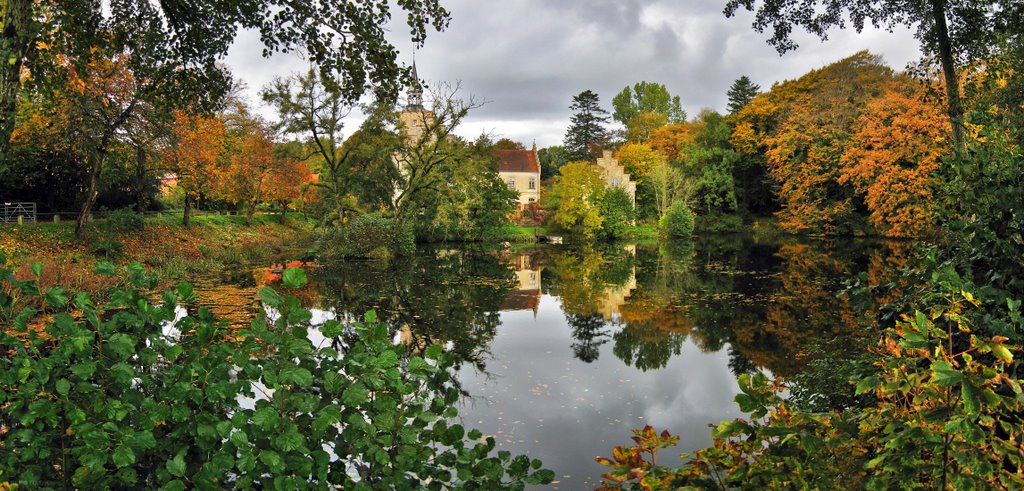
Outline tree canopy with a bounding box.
[563,90,610,161]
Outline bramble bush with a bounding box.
[0,254,553,489]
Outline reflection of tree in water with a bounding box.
[611,322,686,371]
[314,249,518,371]
[565,313,610,363]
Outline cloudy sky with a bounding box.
[224,0,922,148]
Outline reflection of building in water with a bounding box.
[501,252,543,314]
[595,245,637,321]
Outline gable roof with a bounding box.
[496,149,540,174]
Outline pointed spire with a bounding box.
[406,55,424,111]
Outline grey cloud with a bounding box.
[226,0,923,147]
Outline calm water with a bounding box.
[197,233,910,488]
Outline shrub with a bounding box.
[0,259,554,489]
[319,212,415,260]
[600,187,635,240]
[659,201,695,239]
[102,208,145,234]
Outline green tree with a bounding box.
[724,0,1018,151]
[600,186,636,240]
[611,81,686,135]
[261,69,356,223]
[563,90,610,160]
[0,0,450,168]
[552,161,606,238]
[726,75,760,114]
[538,145,570,179]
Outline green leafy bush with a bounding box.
[658,201,695,239]
[102,208,145,234]
[0,258,553,489]
[319,212,415,260]
[600,187,635,240]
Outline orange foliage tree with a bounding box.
[647,123,694,164]
[162,110,226,226]
[216,116,278,224]
[839,80,950,237]
[731,51,895,234]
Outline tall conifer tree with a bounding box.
[563,90,609,160]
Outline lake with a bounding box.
[195,232,909,488]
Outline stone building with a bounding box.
[496,149,541,210]
[596,150,637,205]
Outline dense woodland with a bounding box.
[2,0,1024,489]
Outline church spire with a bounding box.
[406,58,424,111]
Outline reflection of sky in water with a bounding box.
[457,295,744,489]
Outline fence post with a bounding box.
[17,215,23,226]
[53,214,60,223]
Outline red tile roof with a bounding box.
[496,149,540,174]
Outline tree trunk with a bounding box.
[183,194,191,227]
[245,203,256,225]
[0,0,33,165]
[135,144,147,213]
[76,149,106,239]
[929,0,966,153]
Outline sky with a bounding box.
[223,0,923,148]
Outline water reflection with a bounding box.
[186,233,910,488]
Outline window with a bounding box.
[528,176,536,189]
[507,178,515,188]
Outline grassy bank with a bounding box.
[0,213,315,297]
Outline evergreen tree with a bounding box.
[563,90,609,160]
[726,75,760,114]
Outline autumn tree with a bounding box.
[839,80,949,237]
[218,115,279,225]
[733,52,894,234]
[55,53,150,238]
[161,110,226,226]
[551,161,606,239]
[0,0,450,167]
[726,75,760,114]
[563,90,609,160]
[724,0,1018,151]
[648,123,695,165]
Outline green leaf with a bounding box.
[991,343,1013,364]
[30,262,42,277]
[167,451,186,477]
[94,261,117,276]
[282,267,307,289]
[962,381,981,417]
[259,286,284,308]
[55,378,70,396]
[259,450,284,472]
[44,287,68,308]
[321,319,343,338]
[230,430,249,448]
[279,364,313,387]
[113,444,136,468]
[253,406,280,430]
[931,360,963,387]
[342,383,369,406]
